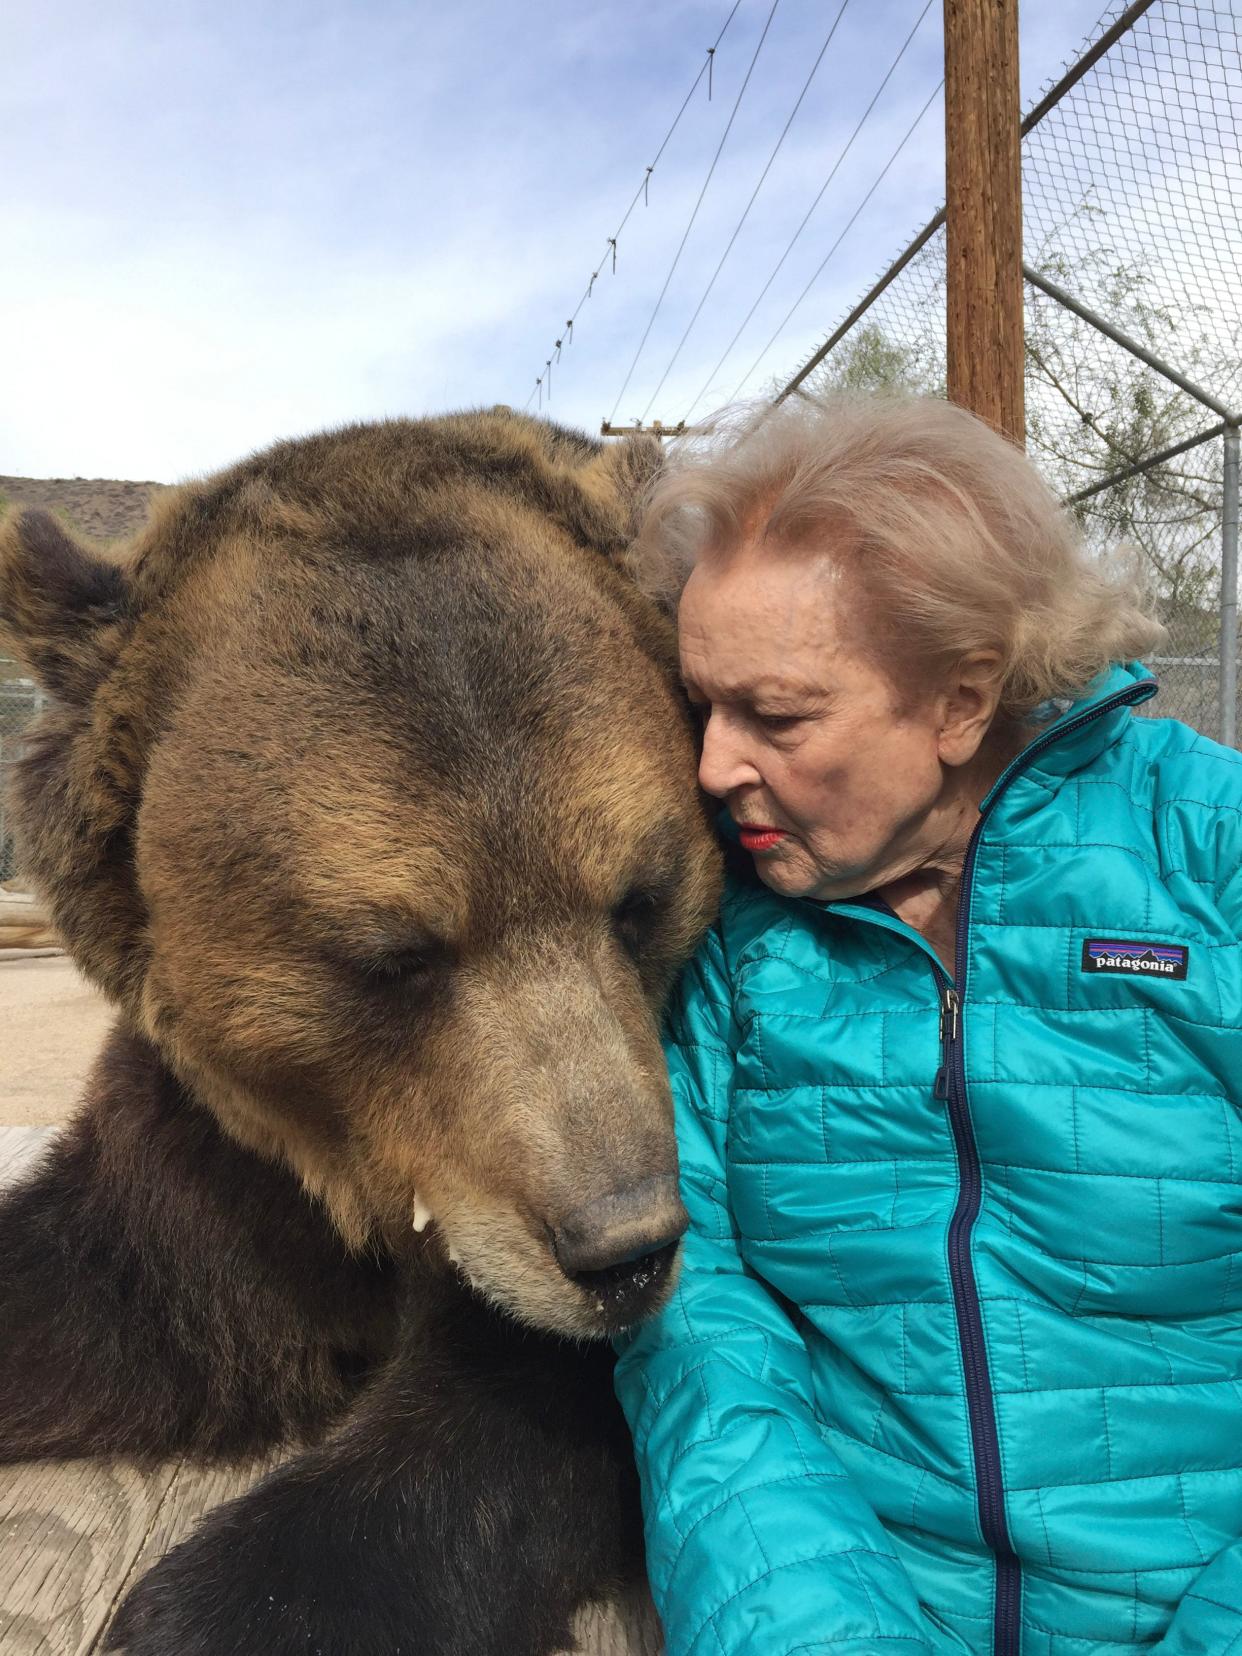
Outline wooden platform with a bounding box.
[0,1127,661,1655]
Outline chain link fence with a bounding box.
[796,0,1241,743]
[0,662,42,882]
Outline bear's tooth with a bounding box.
[412,1194,434,1233]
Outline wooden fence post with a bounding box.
[944,0,1025,444]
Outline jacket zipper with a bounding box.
[929,679,1154,1656]
[936,965,1021,1656]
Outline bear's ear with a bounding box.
[589,434,664,539]
[0,509,132,702]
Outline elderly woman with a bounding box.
[613,396,1242,1656]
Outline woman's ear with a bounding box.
[0,508,132,702]
[937,651,1006,767]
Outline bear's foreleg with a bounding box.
[0,1025,397,1463]
[107,1271,647,1656]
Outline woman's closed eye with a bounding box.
[684,693,815,735]
[753,710,806,734]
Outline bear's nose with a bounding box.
[551,1175,688,1277]
[552,1176,688,1324]
[565,1239,682,1326]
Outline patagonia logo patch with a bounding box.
[1081,939,1189,980]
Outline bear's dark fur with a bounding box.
[0,411,722,1654]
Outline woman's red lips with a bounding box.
[738,825,788,853]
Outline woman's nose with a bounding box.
[698,712,762,797]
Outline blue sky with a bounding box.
[3,0,1111,481]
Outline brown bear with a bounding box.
[0,410,722,1655]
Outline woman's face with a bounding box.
[678,537,977,903]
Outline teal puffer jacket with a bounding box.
[614,663,1242,1656]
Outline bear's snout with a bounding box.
[552,1176,688,1324]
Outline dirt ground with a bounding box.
[0,955,113,1125]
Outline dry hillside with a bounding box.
[0,474,166,546]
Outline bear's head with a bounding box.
[0,412,721,1337]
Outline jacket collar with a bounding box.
[980,660,1158,812]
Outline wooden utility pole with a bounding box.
[944,0,1025,444]
[599,421,692,440]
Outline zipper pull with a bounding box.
[934,986,960,1101]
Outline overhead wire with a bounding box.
[768,0,1161,406]
[727,75,943,401]
[681,0,936,421]
[635,0,852,425]
[521,0,744,413]
[606,0,782,427]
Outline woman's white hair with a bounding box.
[629,393,1164,719]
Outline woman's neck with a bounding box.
[880,866,963,976]
[876,717,1028,976]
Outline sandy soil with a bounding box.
[0,955,114,1125]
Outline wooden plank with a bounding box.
[85,1458,283,1655]
[575,1588,663,1656]
[0,1130,663,1652]
[0,1125,54,1186]
[0,1452,660,1656]
[0,896,52,927]
[0,1458,179,1656]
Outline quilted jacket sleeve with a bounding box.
[1151,1545,1242,1656]
[1151,847,1242,1656]
[613,925,933,1656]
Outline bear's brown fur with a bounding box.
[0,411,721,1654]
